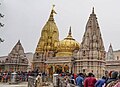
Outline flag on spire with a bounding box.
[52,4,57,14]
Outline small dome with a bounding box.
[56,27,80,57]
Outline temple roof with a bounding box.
[10,40,24,54]
[56,27,80,57]
[35,5,59,53]
[5,40,28,64]
[80,7,105,51]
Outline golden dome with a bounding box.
[56,27,80,57]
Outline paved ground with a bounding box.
[43,82,53,87]
[0,82,53,87]
[0,82,28,87]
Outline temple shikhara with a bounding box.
[0,40,28,72]
[77,8,106,78]
[32,6,106,78]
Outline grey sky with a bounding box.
[0,0,120,56]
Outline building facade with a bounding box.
[0,40,28,72]
[106,44,120,73]
[32,6,106,78]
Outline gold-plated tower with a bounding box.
[35,5,59,53]
[33,6,59,72]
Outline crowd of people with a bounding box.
[0,70,39,83]
[1,70,120,87]
[59,71,120,87]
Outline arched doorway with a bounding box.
[64,65,69,73]
[55,65,62,74]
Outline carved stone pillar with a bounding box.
[53,65,55,73]
[69,63,71,73]
[62,65,64,72]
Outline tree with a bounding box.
[0,2,4,43]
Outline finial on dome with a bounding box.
[110,43,112,47]
[17,40,21,45]
[92,7,94,14]
[48,5,57,21]
[68,26,72,36]
[18,40,20,43]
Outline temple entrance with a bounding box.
[55,65,62,74]
[64,65,69,73]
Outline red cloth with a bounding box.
[74,74,77,79]
[84,77,97,87]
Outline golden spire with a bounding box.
[68,26,72,36]
[48,5,57,21]
[66,26,74,40]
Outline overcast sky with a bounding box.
[0,0,120,56]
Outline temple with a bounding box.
[32,6,106,78]
[0,40,28,72]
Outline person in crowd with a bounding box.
[64,73,71,87]
[104,71,109,82]
[105,71,118,87]
[35,73,42,87]
[0,72,2,82]
[73,73,77,80]
[114,74,120,87]
[84,73,97,87]
[70,74,76,85]
[76,73,84,87]
[95,76,106,87]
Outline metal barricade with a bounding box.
[57,76,76,87]
[28,76,36,87]
[28,75,76,87]
[53,74,59,87]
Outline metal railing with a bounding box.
[28,75,76,87]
